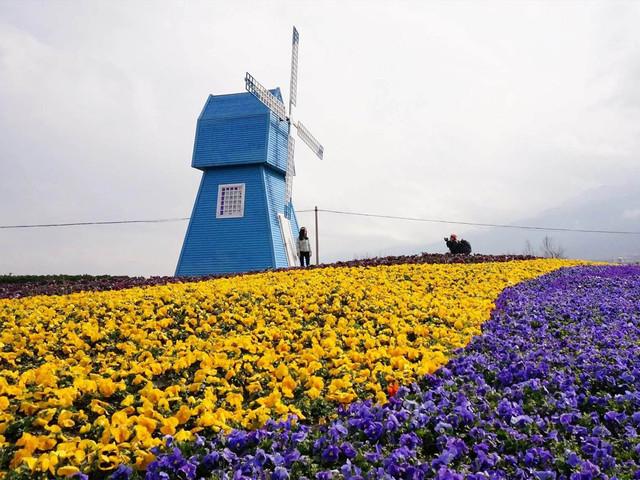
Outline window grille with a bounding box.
[216,184,245,218]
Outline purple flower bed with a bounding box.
[0,254,536,299]
[139,265,640,480]
[0,275,188,300]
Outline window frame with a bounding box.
[216,183,245,219]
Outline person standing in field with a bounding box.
[297,227,312,267]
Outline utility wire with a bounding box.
[296,208,640,235]
[1,210,639,235]
[0,218,190,229]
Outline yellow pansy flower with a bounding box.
[0,258,583,474]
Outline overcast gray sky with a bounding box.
[1,1,639,275]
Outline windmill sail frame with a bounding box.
[244,26,324,213]
[245,72,288,122]
[295,121,324,160]
[289,26,299,113]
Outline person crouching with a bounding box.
[444,233,472,255]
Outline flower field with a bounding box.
[0,258,579,478]
[0,254,535,300]
[147,264,640,480]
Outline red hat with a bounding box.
[450,233,457,240]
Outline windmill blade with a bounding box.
[289,26,299,113]
[287,134,296,176]
[285,172,293,204]
[245,72,287,122]
[295,121,324,160]
[285,135,295,203]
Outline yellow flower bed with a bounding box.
[0,259,579,475]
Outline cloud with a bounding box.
[1,1,640,274]
[622,208,640,220]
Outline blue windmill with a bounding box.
[176,27,324,276]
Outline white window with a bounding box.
[216,183,245,218]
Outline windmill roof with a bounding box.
[200,88,283,120]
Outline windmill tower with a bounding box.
[176,27,324,276]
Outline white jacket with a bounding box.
[296,238,311,255]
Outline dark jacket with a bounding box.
[446,238,472,255]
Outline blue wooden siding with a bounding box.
[199,90,283,120]
[262,167,289,268]
[193,90,288,172]
[263,104,290,267]
[290,208,301,245]
[192,115,268,169]
[176,165,275,275]
[266,112,289,172]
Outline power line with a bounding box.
[0,218,190,229]
[2,209,639,235]
[296,208,640,235]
